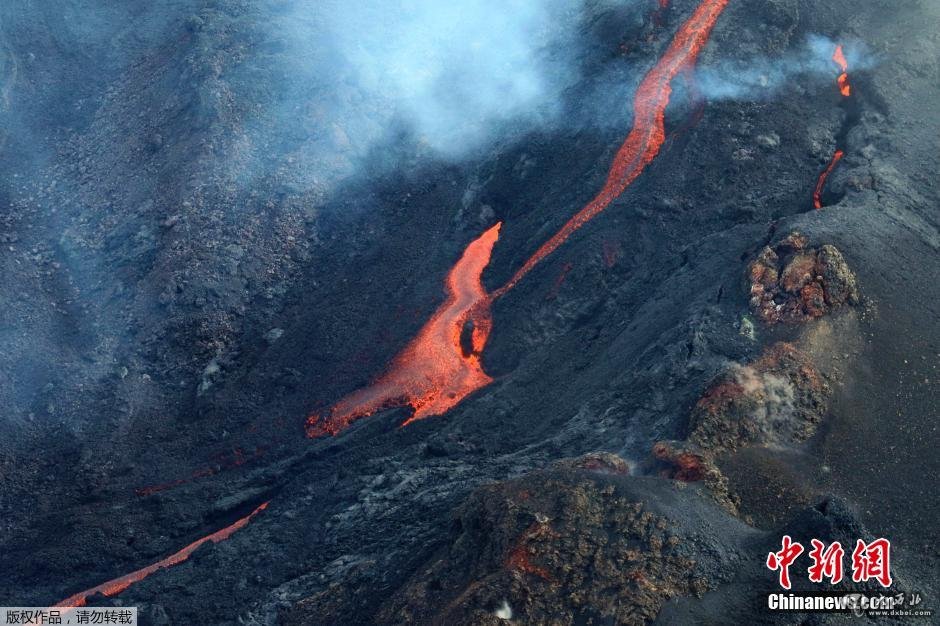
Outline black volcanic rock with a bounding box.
[285,453,751,626]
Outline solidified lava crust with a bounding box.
[747,232,859,325]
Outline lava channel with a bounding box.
[813,149,844,210]
[306,223,501,437]
[54,501,269,607]
[307,0,730,438]
[492,0,729,298]
[813,43,852,209]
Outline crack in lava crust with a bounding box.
[307,0,730,439]
[813,149,844,209]
[306,224,501,437]
[813,43,852,209]
[54,501,270,608]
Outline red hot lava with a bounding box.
[813,43,852,209]
[813,149,844,210]
[55,501,269,607]
[308,0,730,438]
[306,223,501,437]
[832,44,851,97]
[492,0,729,298]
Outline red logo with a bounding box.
[851,538,892,588]
[766,535,804,589]
[766,536,892,589]
[807,539,845,584]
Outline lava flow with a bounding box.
[54,501,269,607]
[813,149,844,209]
[306,223,501,437]
[491,0,729,298]
[813,43,852,209]
[307,0,730,439]
[833,44,851,97]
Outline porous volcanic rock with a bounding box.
[687,342,830,454]
[645,342,831,516]
[747,232,859,325]
[645,440,738,515]
[365,454,726,626]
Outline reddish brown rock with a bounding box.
[645,441,738,515]
[366,457,710,626]
[688,342,830,454]
[555,451,631,475]
[747,233,859,324]
[650,441,709,482]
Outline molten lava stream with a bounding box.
[306,223,501,437]
[813,44,851,209]
[54,501,269,607]
[307,0,730,438]
[492,0,729,298]
[813,149,844,209]
[833,44,851,97]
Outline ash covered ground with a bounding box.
[0,0,938,624]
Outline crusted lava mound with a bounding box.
[285,453,744,626]
[647,341,833,518]
[688,342,830,453]
[285,453,917,626]
[747,233,859,325]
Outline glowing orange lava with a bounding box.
[307,0,730,438]
[832,44,851,97]
[306,223,501,437]
[492,0,729,298]
[813,149,844,209]
[54,501,269,607]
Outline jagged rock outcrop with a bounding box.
[284,453,749,626]
[377,459,708,625]
[747,232,859,325]
[688,342,830,453]
[646,342,830,516]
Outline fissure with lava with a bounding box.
[813,44,852,209]
[54,502,270,607]
[307,0,730,438]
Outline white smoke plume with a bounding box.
[277,0,590,159]
[694,35,874,101]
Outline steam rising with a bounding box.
[694,35,873,100]
[730,363,799,447]
[278,0,583,159]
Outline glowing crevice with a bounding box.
[54,501,270,607]
[813,149,844,210]
[833,44,851,97]
[813,43,851,209]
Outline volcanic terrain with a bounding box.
[0,0,938,624]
